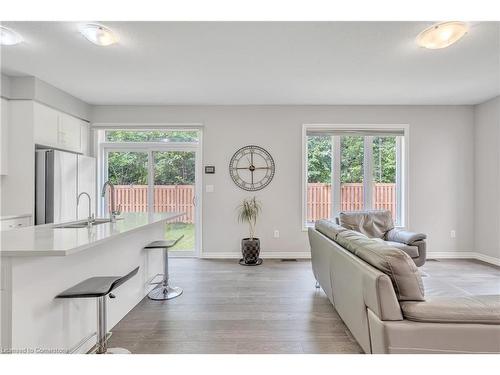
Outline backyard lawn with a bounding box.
[165,222,195,250]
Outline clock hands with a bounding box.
[234,166,271,170]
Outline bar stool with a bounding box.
[56,266,139,354]
[144,235,184,300]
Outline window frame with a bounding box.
[302,123,409,230]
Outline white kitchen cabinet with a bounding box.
[0,98,9,175]
[58,112,82,153]
[33,102,87,153]
[80,122,90,155]
[33,102,59,148]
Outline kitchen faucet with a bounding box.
[77,192,95,227]
[101,181,120,222]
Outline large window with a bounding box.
[303,125,407,228]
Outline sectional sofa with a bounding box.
[308,219,500,354]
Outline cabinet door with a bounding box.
[80,122,90,155]
[0,98,9,175]
[33,103,59,147]
[58,113,82,153]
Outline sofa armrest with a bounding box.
[386,228,426,245]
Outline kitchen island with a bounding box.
[0,212,182,353]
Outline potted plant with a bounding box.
[237,196,263,265]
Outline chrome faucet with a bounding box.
[101,181,120,222]
[77,192,95,227]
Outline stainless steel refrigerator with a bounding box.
[35,149,96,225]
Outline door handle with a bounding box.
[192,196,197,207]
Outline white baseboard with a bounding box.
[473,252,500,266]
[201,251,311,259]
[201,251,498,265]
[427,251,500,266]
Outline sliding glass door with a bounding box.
[153,151,196,252]
[100,129,201,256]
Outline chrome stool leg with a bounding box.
[56,267,139,355]
[89,295,131,354]
[148,247,183,300]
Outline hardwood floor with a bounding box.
[108,259,363,354]
[108,258,500,354]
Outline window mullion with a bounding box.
[332,136,341,217]
[363,136,373,210]
[147,150,154,213]
[396,136,403,226]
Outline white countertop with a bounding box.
[0,212,183,257]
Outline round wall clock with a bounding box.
[229,145,275,191]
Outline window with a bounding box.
[105,129,199,143]
[303,125,407,228]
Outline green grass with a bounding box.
[165,222,195,251]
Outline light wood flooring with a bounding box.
[107,258,500,354]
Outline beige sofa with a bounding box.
[309,220,500,354]
[336,210,427,267]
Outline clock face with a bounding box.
[229,145,275,191]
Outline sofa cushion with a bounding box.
[339,210,394,238]
[400,295,500,324]
[373,238,419,258]
[336,230,425,301]
[315,220,348,241]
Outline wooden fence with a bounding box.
[112,183,396,224]
[307,183,396,221]
[112,185,195,223]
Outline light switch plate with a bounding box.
[206,185,214,193]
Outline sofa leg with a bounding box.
[315,281,320,289]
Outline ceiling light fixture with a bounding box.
[79,23,118,46]
[416,21,469,49]
[0,26,23,46]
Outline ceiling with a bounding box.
[1,21,499,105]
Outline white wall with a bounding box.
[92,105,475,257]
[474,96,500,260]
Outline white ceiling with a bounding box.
[1,21,499,105]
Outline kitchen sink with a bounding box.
[53,218,121,229]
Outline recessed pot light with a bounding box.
[416,21,469,49]
[79,23,118,46]
[0,26,23,46]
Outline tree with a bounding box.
[307,136,332,183]
[106,130,197,185]
[307,135,397,184]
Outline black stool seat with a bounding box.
[56,267,139,299]
[144,235,184,249]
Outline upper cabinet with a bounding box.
[80,121,90,155]
[33,102,89,154]
[33,102,59,148]
[0,98,9,175]
[58,112,82,152]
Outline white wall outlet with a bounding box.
[205,184,214,193]
[273,230,280,238]
[450,230,456,238]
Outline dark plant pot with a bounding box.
[241,238,261,265]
